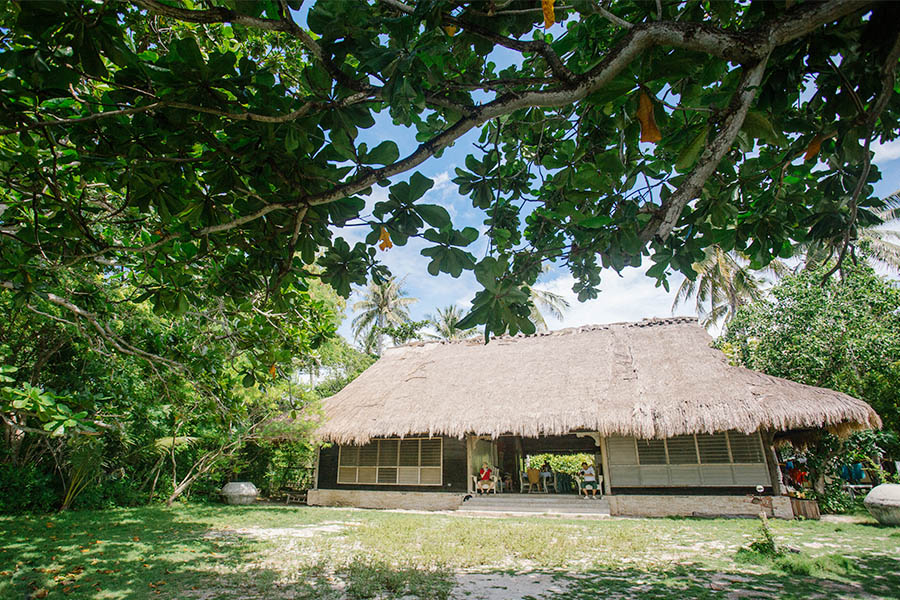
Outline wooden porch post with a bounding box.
[312,446,321,490]
[599,436,612,496]
[465,434,474,494]
[762,429,785,495]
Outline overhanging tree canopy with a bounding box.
[1,0,899,347]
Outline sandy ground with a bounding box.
[450,572,570,600]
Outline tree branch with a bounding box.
[821,27,900,281]
[0,102,164,136]
[378,0,577,84]
[46,0,871,255]
[639,56,770,242]
[133,0,372,94]
[0,281,185,371]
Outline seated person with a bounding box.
[476,462,493,494]
[578,461,599,499]
[539,460,553,491]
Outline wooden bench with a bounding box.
[284,489,307,505]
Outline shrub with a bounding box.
[813,479,859,514]
[0,463,59,513]
[72,475,147,510]
[526,453,595,475]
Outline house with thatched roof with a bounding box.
[308,317,879,518]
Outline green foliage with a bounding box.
[351,278,418,354]
[0,267,338,512]
[719,263,900,433]
[748,515,782,558]
[0,367,93,436]
[1,0,897,343]
[812,478,858,515]
[736,516,859,580]
[0,462,58,513]
[427,305,476,341]
[526,453,594,475]
[721,264,900,512]
[376,320,431,346]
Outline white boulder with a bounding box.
[221,481,258,505]
[864,483,900,526]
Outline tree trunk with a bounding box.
[164,444,237,506]
[814,473,826,495]
[166,474,201,506]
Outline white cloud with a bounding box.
[432,171,452,191]
[873,139,900,164]
[535,266,696,330]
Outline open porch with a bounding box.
[464,429,780,497]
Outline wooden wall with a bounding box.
[606,432,770,489]
[317,435,468,493]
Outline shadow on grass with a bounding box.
[0,506,274,599]
[549,553,900,600]
[2,506,898,600]
[0,506,453,600]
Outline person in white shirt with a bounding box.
[579,462,599,499]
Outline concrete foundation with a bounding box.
[308,490,794,518]
[607,494,794,519]
[308,489,465,511]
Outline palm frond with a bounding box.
[670,244,769,329]
[152,436,198,455]
[859,231,900,272]
[872,188,900,223]
[529,287,570,322]
[349,277,419,353]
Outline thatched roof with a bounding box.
[317,317,880,444]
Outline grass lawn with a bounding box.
[1,504,898,599]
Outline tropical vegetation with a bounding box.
[427,305,475,341]
[2,0,898,351]
[0,0,898,526]
[527,286,571,331]
[351,277,418,354]
[718,262,900,504]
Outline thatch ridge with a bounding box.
[317,317,880,444]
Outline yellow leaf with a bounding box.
[269,363,277,378]
[542,0,555,28]
[637,91,662,144]
[804,134,823,161]
[443,25,457,36]
[378,226,393,251]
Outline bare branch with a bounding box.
[593,2,634,30]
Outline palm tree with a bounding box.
[805,188,900,272]
[671,246,786,329]
[351,277,418,355]
[674,191,900,329]
[426,305,476,341]
[527,286,570,331]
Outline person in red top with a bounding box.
[476,462,493,494]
